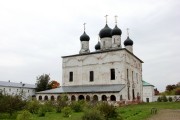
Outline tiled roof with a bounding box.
[142,81,154,87]
[36,84,125,94]
[0,81,36,88]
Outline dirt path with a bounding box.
[147,109,180,120]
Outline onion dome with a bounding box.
[80,32,90,41]
[111,25,122,36]
[95,41,101,50]
[99,24,112,38]
[124,36,133,46]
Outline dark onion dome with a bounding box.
[95,41,101,50]
[124,36,133,46]
[99,24,112,38]
[80,32,90,41]
[111,25,122,36]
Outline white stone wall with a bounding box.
[36,91,125,102]
[100,37,112,50]
[0,86,35,100]
[112,35,121,48]
[62,49,143,101]
[125,46,133,53]
[79,41,90,54]
[143,86,154,102]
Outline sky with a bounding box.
[0,0,180,92]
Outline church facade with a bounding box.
[36,18,143,104]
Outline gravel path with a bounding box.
[147,109,180,120]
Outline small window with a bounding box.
[136,73,138,84]
[110,69,115,80]
[69,72,73,82]
[17,89,18,92]
[90,71,94,82]
[28,90,29,93]
[127,69,129,80]
[9,88,11,92]
[132,71,133,81]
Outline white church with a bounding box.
[36,16,144,104]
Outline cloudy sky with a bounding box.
[0,0,179,91]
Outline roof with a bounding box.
[142,81,154,87]
[36,84,125,94]
[62,48,143,63]
[0,81,36,89]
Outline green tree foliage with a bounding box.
[38,106,47,117]
[97,102,121,120]
[16,110,32,120]
[82,108,104,120]
[157,96,162,102]
[0,94,26,116]
[55,94,68,113]
[26,100,40,114]
[70,101,84,112]
[162,95,168,102]
[61,107,72,118]
[168,97,173,102]
[36,74,50,92]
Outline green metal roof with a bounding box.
[142,80,154,87]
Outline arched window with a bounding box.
[39,96,42,100]
[51,96,55,101]
[71,95,76,101]
[44,95,48,101]
[93,95,98,101]
[110,95,116,101]
[102,95,107,101]
[86,95,90,101]
[78,95,85,100]
[132,89,135,100]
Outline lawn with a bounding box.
[0,102,179,120]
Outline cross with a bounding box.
[83,23,86,31]
[127,28,129,36]
[105,15,108,24]
[115,15,118,24]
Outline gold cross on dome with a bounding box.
[105,15,108,24]
[83,23,86,31]
[115,15,118,24]
[127,28,129,36]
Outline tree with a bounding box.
[36,74,50,92]
[0,94,26,116]
[175,88,180,95]
[48,80,60,89]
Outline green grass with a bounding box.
[0,102,179,120]
[118,102,180,120]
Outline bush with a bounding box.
[162,95,168,102]
[82,109,104,120]
[16,110,32,120]
[70,101,84,112]
[168,97,173,102]
[157,96,162,102]
[0,94,27,116]
[38,106,46,117]
[97,102,121,120]
[55,94,68,113]
[44,101,55,112]
[26,100,40,114]
[61,106,72,118]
